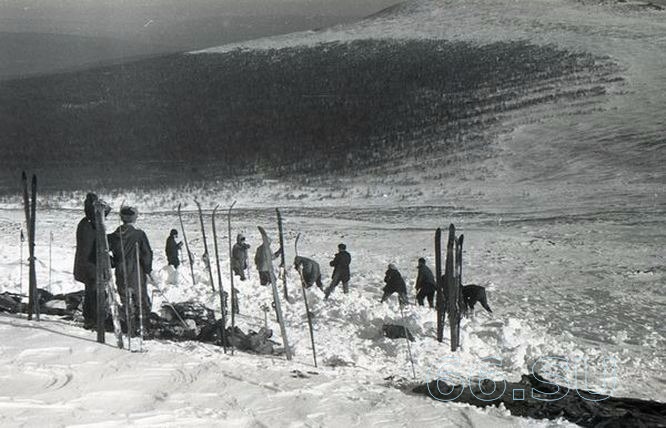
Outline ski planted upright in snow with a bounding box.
[227,200,237,356]
[22,172,39,321]
[211,204,228,354]
[294,233,317,367]
[177,203,197,286]
[455,234,465,319]
[276,208,289,301]
[258,226,292,360]
[195,201,216,293]
[445,224,460,352]
[93,200,124,349]
[435,227,444,342]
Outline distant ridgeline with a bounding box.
[0,39,621,191]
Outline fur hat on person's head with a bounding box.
[120,206,138,224]
[170,229,178,236]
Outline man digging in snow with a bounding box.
[293,256,324,290]
[381,263,409,305]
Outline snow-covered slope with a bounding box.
[0,201,663,425]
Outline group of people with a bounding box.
[73,193,154,332]
[74,194,437,331]
[380,258,438,307]
[232,236,352,301]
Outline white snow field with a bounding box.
[0,202,663,426]
[1,0,665,426]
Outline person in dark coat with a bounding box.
[254,237,281,286]
[293,256,323,290]
[73,192,110,329]
[231,233,251,281]
[165,229,182,269]
[381,263,408,305]
[107,206,153,333]
[415,257,437,308]
[324,243,351,299]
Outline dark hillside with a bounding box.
[0,39,619,191]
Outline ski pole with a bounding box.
[49,231,53,289]
[399,302,416,379]
[135,242,144,352]
[19,229,24,295]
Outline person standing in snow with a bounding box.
[381,263,408,305]
[107,206,154,333]
[254,236,281,286]
[415,257,436,308]
[293,256,324,290]
[165,229,182,269]
[324,243,351,299]
[231,233,251,281]
[73,192,111,329]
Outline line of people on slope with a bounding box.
[75,193,437,331]
[230,236,351,300]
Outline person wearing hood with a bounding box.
[231,233,251,281]
[415,257,437,308]
[254,236,281,286]
[73,192,110,329]
[165,229,182,269]
[293,256,324,290]
[107,206,153,333]
[381,263,409,305]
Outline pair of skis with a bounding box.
[92,201,149,352]
[93,200,124,349]
[21,172,38,321]
[435,224,464,351]
[178,202,239,355]
[194,201,227,353]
